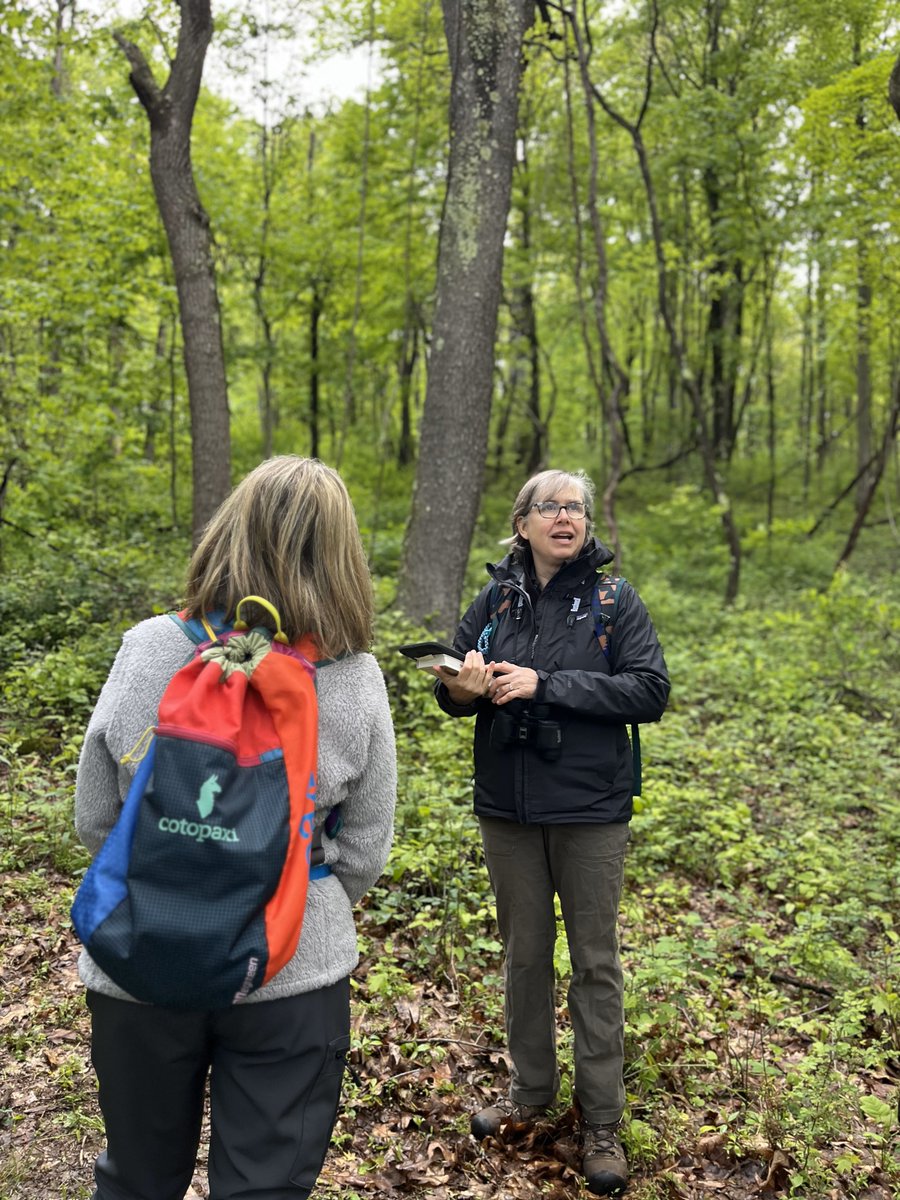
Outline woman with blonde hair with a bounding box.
[75,456,396,1200]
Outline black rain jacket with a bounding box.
[435,538,670,825]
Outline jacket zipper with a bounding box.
[488,572,534,824]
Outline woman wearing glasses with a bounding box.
[433,469,669,1198]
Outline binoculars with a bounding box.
[490,704,562,761]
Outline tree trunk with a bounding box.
[571,0,741,600]
[800,252,814,500]
[254,114,279,462]
[397,312,419,468]
[396,0,432,470]
[336,1,376,465]
[51,0,74,98]
[567,7,630,564]
[309,285,323,461]
[832,56,900,567]
[510,131,545,475]
[812,207,829,471]
[142,320,168,462]
[114,0,230,544]
[167,310,179,530]
[562,48,604,469]
[855,247,873,513]
[834,373,900,573]
[397,0,536,634]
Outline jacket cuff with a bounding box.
[534,671,549,702]
[434,681,479,717]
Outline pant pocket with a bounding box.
[289,1033,350,1189]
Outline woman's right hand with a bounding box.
[434,649,494,704]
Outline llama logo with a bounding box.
[197,774,222,819]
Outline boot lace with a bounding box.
[584,1123,621,1156]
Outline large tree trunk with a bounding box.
[115,0,230,544]
[397,0,535,634]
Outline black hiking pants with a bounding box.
[87,977,350,1200]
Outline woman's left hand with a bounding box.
[489,662,539,706]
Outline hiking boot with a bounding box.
[470,1097,547,1139]
[582,1122,628,1196]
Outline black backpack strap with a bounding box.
[590,572,624,661]
[591,574,642,796]
[476,583,514,655]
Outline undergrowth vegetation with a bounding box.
[1,483,899,1198]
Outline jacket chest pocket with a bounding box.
[533,611,611,675]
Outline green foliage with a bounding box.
[1,1,900,1193]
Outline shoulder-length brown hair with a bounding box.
[184,456,374,658]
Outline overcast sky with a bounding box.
[80,0,377,120]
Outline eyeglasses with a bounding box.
[530,500,587,519]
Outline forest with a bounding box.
[1,0,899,1197]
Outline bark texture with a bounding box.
[398,0,536,633]
[115,0,230,543]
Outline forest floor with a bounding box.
[3,575,899,1199]
[1,856,897,1200]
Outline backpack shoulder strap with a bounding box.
[168,611,210,645]
[590,574,642,796]
[476,583,515,655]
[590,572,625,663]
[168,610,234,646]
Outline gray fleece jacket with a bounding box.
[74,615,397,1004]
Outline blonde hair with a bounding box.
[184,456,374,658]
[507,469,595,557]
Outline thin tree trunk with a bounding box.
[142,320,168,462]
[834,375,900,572]
[800,253,814,500]
[854,42,873,513]
[562,44,605,472]
[567,7,631,562]
[765,307,776,537]
[168,309,179,530]
[336,0,376,465]
[569,0,741,601]
[309,286,322,461]
[515,135,545,475]
[813,214,829,472]
[855,244,873,513]
[52,0,74,97]
[114,1,230,543]
[253,97,280,461]
[396,0,434,469]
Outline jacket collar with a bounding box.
[487,536,615,593]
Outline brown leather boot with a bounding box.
[470,1097,547,1139]
[582,1121,628,1195]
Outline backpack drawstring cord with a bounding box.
[121,726,154,766]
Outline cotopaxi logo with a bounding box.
[158,817,240,844]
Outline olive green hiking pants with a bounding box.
[478,817,630,1126]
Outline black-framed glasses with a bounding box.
[531,500,587,519]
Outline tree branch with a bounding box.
[112,30,163,118]
[806,450,881,538]
[619,441,699,481]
